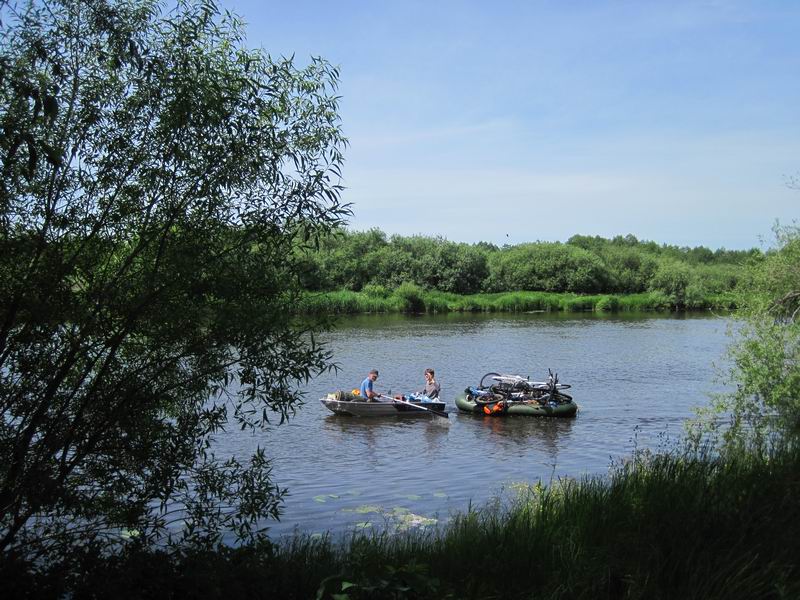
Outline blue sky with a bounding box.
[222,0,800,250]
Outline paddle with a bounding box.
[390,395,449,419]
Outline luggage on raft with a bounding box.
[455,370,578,417]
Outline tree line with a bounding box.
[295,229,761,307]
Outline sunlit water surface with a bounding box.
[215,312,734,538]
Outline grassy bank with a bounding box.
[297,286,738,315]
[12,444,798,599]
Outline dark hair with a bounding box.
[425,368,434,377]
[370,369,379,376]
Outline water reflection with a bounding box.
[457,414,575,467]
[322,414,449,457]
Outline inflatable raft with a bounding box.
[456,371,578,417]
[454,393,577,417]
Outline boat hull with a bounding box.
[454,393,577,417]
[321,395,447,417]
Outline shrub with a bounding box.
[595,295,620,312]
[393,282,426,313]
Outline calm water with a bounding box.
[217,312,734,538]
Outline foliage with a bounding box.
[0,0,348,562]
[316,562,448,600]
[692,225,800,450]
[648,259,692,308]
[7,443,799,599]
[298,289,735,315]
[596,244,658,293]
[393,282,426,313]
[297,229,756,302]
[297,229,388,291]
[485,242,610,293]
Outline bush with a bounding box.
[649,260,693,307]
[393,282,426,313]
[487,243,610,293]
[595,295,620,312]
[361,284,391,298]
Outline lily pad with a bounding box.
[404,494,422,501]
[343,504,382,514]
[433,492,448,498]
[393,512,437,532]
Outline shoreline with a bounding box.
[297,288,738,315]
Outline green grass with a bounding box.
[298,289,737,315]
[18,444,799,599]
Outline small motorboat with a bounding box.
[455,370,578,417]
[320,391,447,417]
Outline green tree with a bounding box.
[0,0,348,559]
[486,242,609,293]
[692,225,800,450]
[386,235,489,294]
[326,229,388,290]
[649,259,692,308]
[597,245,658,293]
[370,242,414,288]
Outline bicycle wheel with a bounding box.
[480,372,501,388]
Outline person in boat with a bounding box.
[418,368,441,399]
[359,369,383,402]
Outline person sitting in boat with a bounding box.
[418,368,441,399]
[360,369,383,402]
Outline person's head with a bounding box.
[424,368,434,381]
[369,369,379,381]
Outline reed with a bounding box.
[298,289,736,315]
[41,444,799,599]
[298,291,397,314]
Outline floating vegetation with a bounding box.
[404,494,422,501]
[343,504,437,532]
[313,493,340,503]
[344,504,382,515]
[433,491,448,498]
[393,511,437,531]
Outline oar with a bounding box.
[391,395,449,419]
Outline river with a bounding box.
[216,312,734,539]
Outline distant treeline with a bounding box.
[295,229,760,310]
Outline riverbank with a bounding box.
[297,286,737,314]
[12,443,797,599]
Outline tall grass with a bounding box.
[26,444,799,599]
[298,289,736,315]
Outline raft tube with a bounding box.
[454,393,578,417]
